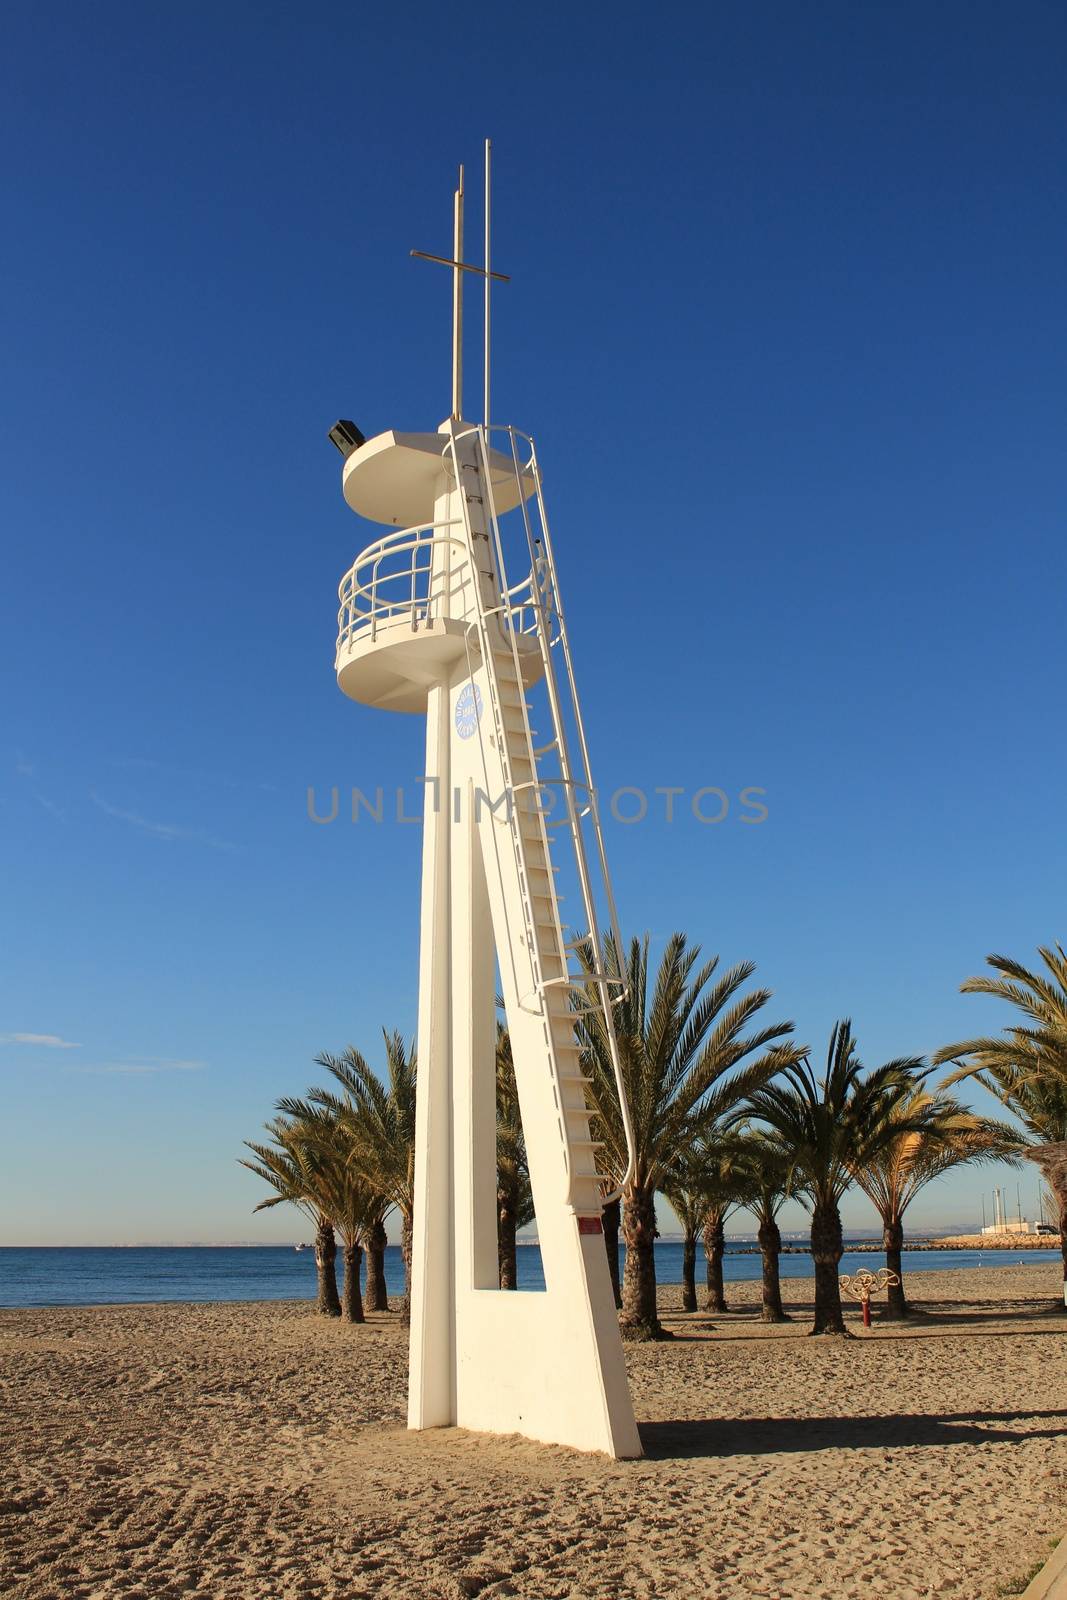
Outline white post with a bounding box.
[452,167,464,421]
[408,685,455,1428]
[483,138,491,428]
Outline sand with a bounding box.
[2,1264,1065,1600]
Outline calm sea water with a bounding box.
[0,1243,1057,1309]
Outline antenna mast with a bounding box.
[452,166,464,420]
[411,142,509,423]
[484,138,491,426]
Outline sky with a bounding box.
[1,2,1064,1246]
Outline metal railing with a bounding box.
[335,521,465,659]
[335,520,554,662]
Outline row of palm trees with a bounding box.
[241,1028,529,1322]
[656,1033,1023,1333]
[241,935,1067,1336]
[571,933,1052,1337]
[242,1033,418,1322]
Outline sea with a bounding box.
[0,1242,1058,1309]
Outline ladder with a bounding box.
[443,424,637,1214]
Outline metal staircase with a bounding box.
[443,424,637,1215]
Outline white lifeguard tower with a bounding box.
[330,145,641,1458]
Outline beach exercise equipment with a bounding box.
[839,1266,901,1327]
[327,143,641,1457]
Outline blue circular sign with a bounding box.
[455,683,483,740]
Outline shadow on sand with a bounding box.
[659,1298,1066,1341]
[640,1407,1067,1460]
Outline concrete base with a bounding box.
[1020,1536,1067,1600]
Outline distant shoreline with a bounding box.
[0,1234,1059,1252]
[2,1243,1059,1311]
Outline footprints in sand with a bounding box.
[1,1274,1063,1599]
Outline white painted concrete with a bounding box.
[336,419,641,1458]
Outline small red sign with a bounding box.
[577,1216,603,1236]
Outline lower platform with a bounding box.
[336,616,544,712]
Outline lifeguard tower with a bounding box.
[330,145,641,1457]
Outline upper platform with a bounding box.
[342,421,539,526]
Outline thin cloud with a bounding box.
[137,1056,207,1070]
[1,1032,81,1049]
[90,791,234,851]
[13,751,66,819]
[70,1057,207,1076]
[113,756,278,794]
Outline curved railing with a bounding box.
[335,517,559,661]
[336,522,460,658]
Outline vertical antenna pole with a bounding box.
[483,139,492,428]
[452,166,464,420]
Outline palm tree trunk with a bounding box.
[498,1189,518,1289]
[883,1216,908,1319]
[400,1208,413,1326]
[602,1196,622,1308]
[620,1183,663,1339]
[681,1228,697,1312]
[341,1241,365,1323]
[314,1219,342,1318]
[703,1210,728,1312]
[365,1218,389,1312]
[758,1213,787,1322]
[1054,1180,1067,1311]
[810,1200,848,1335]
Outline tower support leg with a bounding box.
[408,685,455,1428]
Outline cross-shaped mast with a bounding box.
[412,139,508,424]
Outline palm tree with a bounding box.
[363,1206,390,1313]
[496,1024,535,1289]
[851,1085,1024,1318]
[575,931,800,1340]
[697,1141,753,1314]
[937,945,1067,1086]
[1030,1140,1067,1261]
[662,1138,716,1313]
[240,1117,345,1317]
[662,1137,752,1315]
[312,1031,418,1320]
[935,945,1067,1305]
[734,1132,792,1323]
[253,1113,377,1321]
[744,1022,928,1335]
[268,1106,382,1323]
[601,1194,623,1309]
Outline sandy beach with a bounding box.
[2,1263,1064,1600]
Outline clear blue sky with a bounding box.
[2,3,1063,1245]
